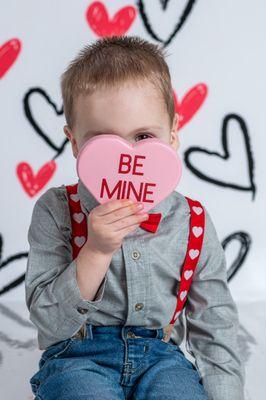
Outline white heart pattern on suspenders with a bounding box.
[162,196,205,342]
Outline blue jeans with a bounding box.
[30,324,208,399]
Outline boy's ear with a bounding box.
[63,125,79,159]
[170,113,180,151]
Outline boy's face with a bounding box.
[64,79,179,159]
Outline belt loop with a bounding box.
[156,328,164,340]
[86,323,93,340]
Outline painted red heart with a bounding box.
[0,38,21,79]
[174,83,208,129]
[86,1,137,37]
[16,160,56,197]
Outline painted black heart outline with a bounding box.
[23,87,68,159]
[223,231,251,282]
[0,235,28,296]
[136,0,198,47]
[184,113,256,200]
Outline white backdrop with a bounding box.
[0,1,265,399]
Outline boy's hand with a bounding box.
[85,199,149,256]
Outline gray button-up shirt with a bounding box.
[25,179,245,400]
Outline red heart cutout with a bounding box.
[174,83,208,129]
[16,160,56,197]
[0,39,21,79]
[86,1,137,37]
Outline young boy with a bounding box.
[25,35,245,399]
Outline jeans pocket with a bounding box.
[29,338,74,395]
[39,338,73,368]
[154,337,181,352]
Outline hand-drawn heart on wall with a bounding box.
[173,84,208,129]
[184,113,256,199]
[0,38,21,79]
[16,87,68,197]
[136,0,199,47]
[86,1,137,37]
[16,161,57,198]
[23,87,67,155]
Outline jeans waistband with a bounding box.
[82,324,165,341]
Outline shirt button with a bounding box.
[77,306,88,314]
[131,250,140,260]
[135,303,144,311]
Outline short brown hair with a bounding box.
[60,35,175,131]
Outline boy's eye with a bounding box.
[135,133,153,141]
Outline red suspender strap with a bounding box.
[65,183,87,260]
[162,197,205,343]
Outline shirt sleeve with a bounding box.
[184,206,246,400]
[25,189,107,350]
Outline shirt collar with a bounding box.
[77,178,174,219]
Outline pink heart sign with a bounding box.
[76,134,182,213]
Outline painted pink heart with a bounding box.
[16,160,56,197]
[173,83,208,129]
[86,1,137,37]
[77,134,182,213]
[0,38,21,79]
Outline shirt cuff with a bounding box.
[202,374,245,400]
[53,259,107,322]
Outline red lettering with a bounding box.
[100,178,122,199]
[118,153,132,174]
[143,183,156,203]
[133,155,145,176]
[118,153,145,176]
[100,178,155,204]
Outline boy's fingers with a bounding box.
[94,198,134,216]
[113,213,148,232]
[105,203,145,225]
